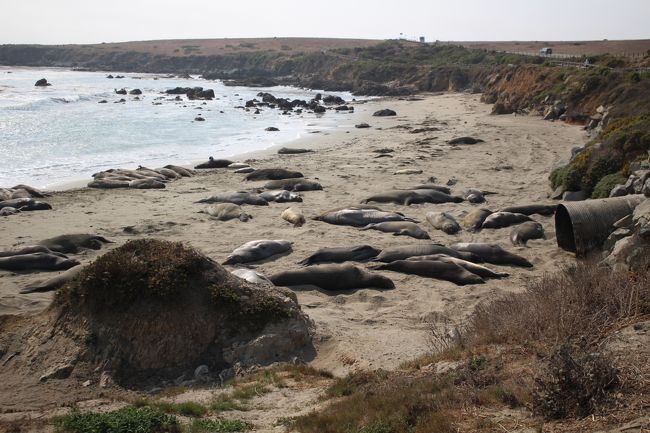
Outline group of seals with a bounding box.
[0,184,49,201]
[89,165,194,189]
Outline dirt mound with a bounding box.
[0,239,312,392]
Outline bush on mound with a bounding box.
[2,239,312,387]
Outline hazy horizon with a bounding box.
[1,0,649,45]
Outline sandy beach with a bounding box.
[0,92,586,374]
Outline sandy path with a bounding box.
[0,93,586,376]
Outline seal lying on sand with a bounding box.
[20,265,83,293]
[407,254,509,279]
[481,212,532,229]
[201,203,252,222]
[194,157,233,169]
[0,198,52,211]
[0,253,80,272]
[270,264,395,291]
[463,188,486,204]
[164,165,195,177]
[0,207,20,216]
[263,178,322,191]
[259,190,303,203]
[0,245,67,258]
[223,240,293,265]
[510,221,546,246]
[361,189,463,206]
[245,168,304,181]
[314,208,417,227]
[38,234,113,254]
[448,137,484,145]
[375,243,480,263]
[231,269,273,285]
[501,204,557,216]
[408,184,451,194]
[360,221,430,239]
[298,245,381,266]
[461,209,493,232]
[196,192,268,206]
[426,212,460,234]
[373,260,484,285]
[281,207,306,227]
[450,242,533,267]
[277,147,313,155]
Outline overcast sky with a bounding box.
[2,0,649,44]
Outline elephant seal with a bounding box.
[245,168,304,181]
[129,179,166,189]
[153,167,181,179]
[0,198,52,211]
[39,234,113,254]
[259,190,303,203]
[298,245,381,266]
[375,244,481,263]
[223,239,293,265]
[464,188,485,204]
[270,264,395,291]
[461,209,493,232]
[231,269,273,286]
[481,212,532,229]
[426,212,460,235]
[510,221,546,246]
[0,245,67,258]
[0,253,80,272]
[360,221,430,239]
[235,167,255,174]
[20,265,83,293]
[314,208,417,227]
[202,203,252,222]
[447,137,484,145]
[194,157,233,169]
[281,207,306,227]
[501,204,557,216]
[408,184,451,194]
[164,164,195,177]
[450,243,533,267]
[394,169,423,175]
[361,190,463,206]
[228,163,251,169]
[0,207,20,216]
[196,192,268,206]
[407,254,509,279]
[263,178,322,191]
[88,179,130,189]
[373,260,484,285]
[277,147,313,154]
[11,185,50,198]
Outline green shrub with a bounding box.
[53,406,179,433]
[190,418,252,433]
[591,173,627,198]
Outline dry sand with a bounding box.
[0,92,586,379]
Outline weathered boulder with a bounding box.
[115,88,127,95]
[129,89,142,95]
[322,95,345,105]
[34,78,51,87]
[373,109,397,117]
[562,190,588,201]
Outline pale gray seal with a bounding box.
[245,168,304,181]
[361,189,463,206]
[20,265,83,293]
[277,147,313,154]
[501,204,557,216]
[270,264,395,291]
[196,192,268,206]
[373,260,484,285]
[314,208,417,227]
[0,207,20,216]
[463,188,485,204]
[223,239,293,265]
[510,221,546,246]
[360,221,430,239]
[407,254,509,279]
[263,178,322,191]
[375,244,481,263]
[281,207,306,227]
[0,253,80,272]
[298,245,381,266]
[38,234,113,254]
[194,157,233,169]
[231,269,273,286]
[202,203,252,222]
[481,212,532,229]
[129,179,166,189]
[426,212,460,234]
[461,209,493,232]
[450,242,533,267]
[164,164,195,177]
[259,190,303,203]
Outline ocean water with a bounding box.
[0,67,357,189]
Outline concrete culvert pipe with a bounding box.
[555,195,645,256]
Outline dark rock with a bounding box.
[355,123,371,129]
[98,100,108,104]
[322,95,345,105]
[334,105,353,111]
[373,109,397,117]
[491,102,513,115]
[114,99,126,103]
[106,75,114,79]
[609,185,628,197]
[562,190,588,201]
[34,78,51,87]
[115,88,127,95]
[129,89,142,95]
[313,106,326,114]
[195,116,205,122]
[314,93,322,101]
[448,137,484,145]
[265,127,279,132]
